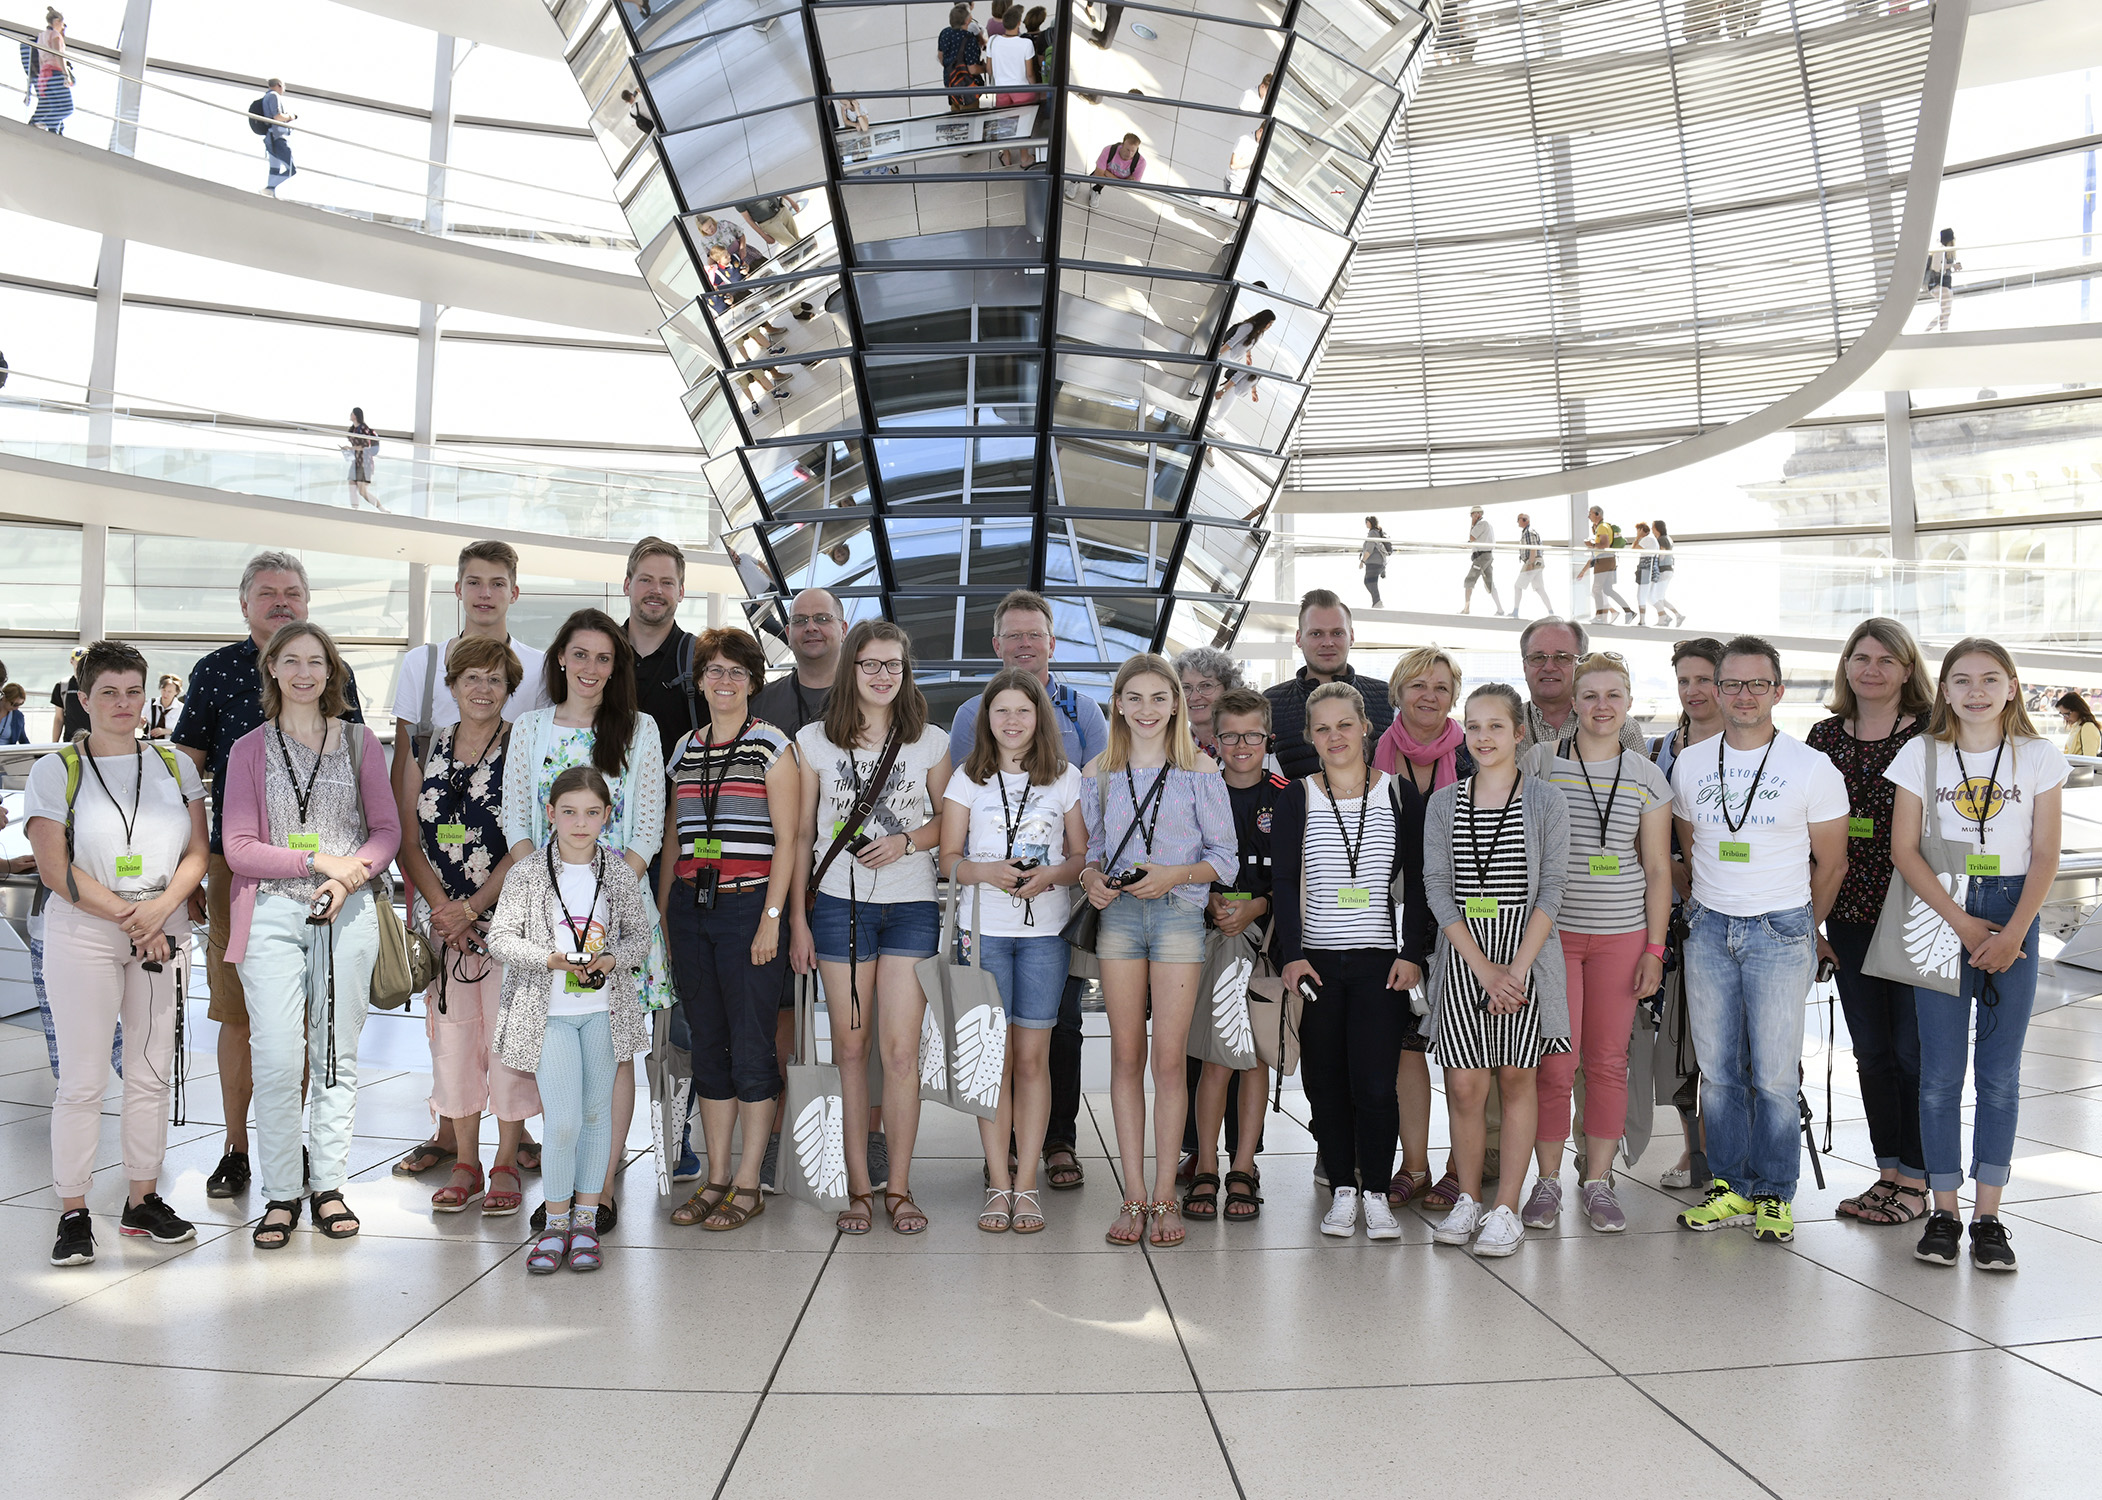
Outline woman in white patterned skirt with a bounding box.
[1420,683,1571,1259]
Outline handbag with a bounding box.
[805,730,904,913]
[345,724,434,1009]
[1245,974,1303,1076]
[1863,739,1971,996]
[913,885,1009,1120]
[1059,765,1167,955]
[1188,924,1261,1070]
[645,1005,692,1197]
[779,971,851,1210]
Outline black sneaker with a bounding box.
[206,1150,250,1199]
[50,1208,95,1266]
[1969,1215,2018,1272]
[759,1132,780,1195]
[120,1194,196,1244]
[866,1131,889,1189]
[596,1198,618,1236]
[530,1199,546,1235]
[1915,1209,1962,1266]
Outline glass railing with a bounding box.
[5,33,635,262]
[1267,534,2102,651]
[1908,233,2102,333]
[0,369,714,545]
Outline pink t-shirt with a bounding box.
[1093,144,1146,181]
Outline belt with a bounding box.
[677,871,769,894]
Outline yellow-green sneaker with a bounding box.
[1676,1179,1755,1231]
[1751,1196,1794,1243]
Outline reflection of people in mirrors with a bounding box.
[986,9,1039,167]
[939,5,986,112]
[1089,1,1125,50]
[1239,72,1271,114]
[738,195,805,252]
[1226,123,1263,194]
[1439,0,1478,62]
[827,543,853,567]
[1085,133,1146,199]
[620,87,654,136]
[1203,311,1272,463]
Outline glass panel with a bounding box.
[1058,180,1240,276]
[1216,285,1327,379]
[635,10,814,131]
[1045,591,1164,661]
[1292,0,1430,85]
[1186,444,1282,523]
[1162,597,1249,655]
[706,268,851,367]
[1913,398,2101,524]
[662,103,828,216]
[706,450,764,532]
[1274,37,1403,163]
[637,0,799,56]
[888,519,969,588]
[1173,521,1267,596]
[732,354,864,443]
[1044,516,1181,589]
[639,219,704,311]
[853,268,1048,345]
[683,373,742,457]
[750,437,875,516]
[967,516,1036,586]
[763,514,884,592]
[688,205,840,285]
[838,178,1051,260]
[892,593,962,663]
[1052,437,1197,511]
[624,161,682,252]
[1052,352,1207,436]
[1066,11,1286,113]
[1252,117,1375,235]
[873,435,968,503]
[660,299,725,383]
[1056,268,1233,356]
[1205,363,1307,453]
[865,354,1041,428]
[1233,201,1351,311]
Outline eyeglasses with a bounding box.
[701,664,750,684]
[1215,731,1268,747]
[996,630,1049,646]
[789,612,838,629]
[1524,652,1579,668]
[856,659,906,677]
[1717,678,1777,696]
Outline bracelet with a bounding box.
[1644,942,1667,959]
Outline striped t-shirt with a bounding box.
[669,720,792,887]
[1300,772,1405,951]
[1545,747,1673,934]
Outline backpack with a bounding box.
[1608,523,1625,548]
[249,94,273,135]
[59,742,184,861]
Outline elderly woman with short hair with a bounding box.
[1174,647,1242,760]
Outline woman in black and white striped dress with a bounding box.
[1420,683,1572,1259]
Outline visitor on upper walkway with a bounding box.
[1360,517,1390,608]
[1509,511,1553,618]
[1461,506,1501,616]
[257,79,297,196]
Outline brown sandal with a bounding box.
[1856,1182,1928,1226]
[670,1183,732,1227]
[885,1190,928,1235]
[1043,1145,1085,1191]
[1148,1200,1185,1248]
[1105,1199,1146,1245]
[836,1191,874,1235]
[701,1186,764,1232]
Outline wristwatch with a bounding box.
[764,905,782,920]
[304,851,317,877]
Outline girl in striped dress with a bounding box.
[1422,683,1571,1258]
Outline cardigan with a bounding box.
[485,845,653,1071]
[499,706,665,862]
[220,721,401,965]
[1262,665,1395,781]
[1271,772,1435,972]
[1419,771,1573,1047]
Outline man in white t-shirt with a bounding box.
[1461,506,1501,614]
[1670,635,1849,1245]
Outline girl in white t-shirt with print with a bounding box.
[1886,637,2066,1273]
[939,670,1087,1234]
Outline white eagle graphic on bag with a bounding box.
[919,1003,947,1092]
[952,1002,1008,1108]
[1213,954,1255,1058]
[793,1094,847,1199]
[1904,871,1969,983]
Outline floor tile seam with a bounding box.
[2003,1348,2102,1397]
[1201,1372,1635,1394]
[340,1374,779,1395]
[0,1220,238,1341]
[710,1227,842,1500]
[0,1346,338,1382]
[1464,1253,1784,1499]
[1774,1237,2022,1353]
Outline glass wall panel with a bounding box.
[663,105,827,213]
[840,179,1049,260]
[1056,268,1231,356]
[854,269,1046,344]
[1059,181,1239,276]
[1051,437,1195,511]
[1914,397,2102,524]
[1052,351,1205,436]
[0,524,82,634]
[637,11,814,129]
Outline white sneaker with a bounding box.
[1432,1193,1482,1245]
[1320,1186,1360,1238]
[1364,1191,1403,1241]
[1472,1204,1525,1257]
[1660,1165,1695,1189]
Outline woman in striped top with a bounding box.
[1534,655,1673,1235]
[661,629,799,1232]
[1078,655,1238,1248]
[1422,683,1571,1259]
[1272,682,1435,1241]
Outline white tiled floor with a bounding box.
[9,975,2102,1498]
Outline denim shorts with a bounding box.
[810,892,939,964]
[1094,894,1208,964]
[960,933,1073,1030]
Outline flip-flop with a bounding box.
[392,1140,453,1177]
[1043,1145,1085,1191]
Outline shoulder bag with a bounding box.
[1058,765,1167,956]
[805,729,903,913]
[345,723,435,1009]
[1863,740,1971,996]
[914,885,1008,1120]
[779,971,851,1210]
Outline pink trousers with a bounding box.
[426,963,540,1124]
[46,900,181,1198]
[1537,927,1645,1146]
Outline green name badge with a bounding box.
[113,854,144,879]
[287,832,320,852]
[831,819,859,840]
[1222,891,1252,902]
[1336,886,1371,910]
[1848,817,1874,840]
[436,823,467,847]
[1589,854,1621,876]
[1719,841,1750,864]
[1465,895,1500,920]
[693,837,724,861]
[563,970,596,994]
[1966,853,2002,877]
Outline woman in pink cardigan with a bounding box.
[222,622,400,1248]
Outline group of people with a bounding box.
[1358,508,1683,626]
[30,546,2066,1278]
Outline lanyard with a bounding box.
[698,718,754,840]
[1574,746,1627,850]
[995,769,1026,858]
[445,722,504,825]
[273,719,327,826]
[1123,765,1170,859]
[1717,733,1777,836]
[82,740,145,851]
[1318,769,1372,885]
[547,844,606,954]
[1465,770,1523,890]
[1951,738,2007,848]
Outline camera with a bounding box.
[129,942,163,974]
[1295,977,1320,1006]
[845,828,877,857]
[565,952,607,990]
[1011,858,1041,874]
[1106,867,1145,889]
[691,865,720,910]
[306,889,335,924]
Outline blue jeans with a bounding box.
[1094,894,1208,963]
[960,933,1071,1030]
[1683,899,1815,1200]
[1917,875,2039,1191]
[265,128,295,190]
[809,892,939,963]
[537,1010,617,1204]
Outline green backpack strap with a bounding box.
[60,741,183,842]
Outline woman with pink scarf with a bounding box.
[1371,647,1473,1207]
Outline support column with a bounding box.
[1884,390,1917,562]
[407,35,457,653]
[79,525,108,645]
[111,0,151,157]
[85,238,125,469]
[1568,490,1589,620]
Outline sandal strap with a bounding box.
[488,1164,522,1184]
[1012,1189,1042,1211]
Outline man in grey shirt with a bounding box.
[1517,617,1647,756]
[1462,505,1502,615]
